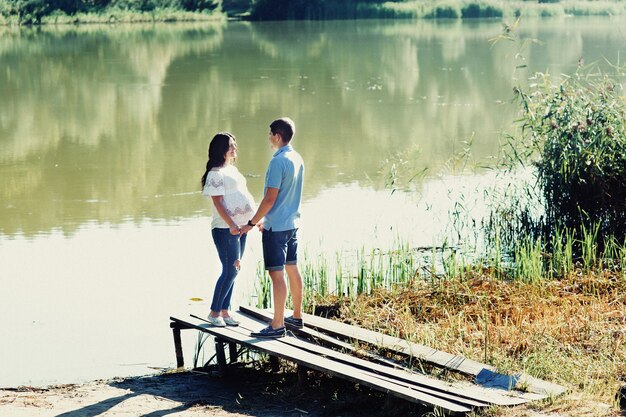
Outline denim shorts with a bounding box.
[262,228,298,271]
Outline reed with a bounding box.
[271,226,623,311]
[550,228,574,279]
[254,262,272,309]
[193,331,210,368]
[513,236,544,284]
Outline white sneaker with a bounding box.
[207,315,226,327]
[223,316,240,327]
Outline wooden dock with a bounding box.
[170,306,565,415]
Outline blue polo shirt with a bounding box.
[263,144,305,232]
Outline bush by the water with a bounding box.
[514,71,626,244]
[249,0,392,20]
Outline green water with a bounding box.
[1,17,624,387]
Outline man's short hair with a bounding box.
[270,117,296,143]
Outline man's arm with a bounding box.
[240,187,278,234]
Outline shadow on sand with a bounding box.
[52,364,432,417]
[53,365,289,417]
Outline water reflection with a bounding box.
[2,18,625,237]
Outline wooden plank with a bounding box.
[233,307,411,370]
[233,313,528,407]
[239,306,564,397]
[232,315,489,407]
[240,306,490,376]
[172,315,471,414]
[227,319,487,410]
[195,314,492,407]
[170,316,243,347]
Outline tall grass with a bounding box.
[254,262,272,309]
[257,228,624,313]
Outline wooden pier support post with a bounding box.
[228,342,238,364]
[215,338,227,375]
[270,355,280,372]
[297,364,308,389]
[172,326,184,368]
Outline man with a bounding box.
[241,117,305,338]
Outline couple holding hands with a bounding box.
[200,117,304,338]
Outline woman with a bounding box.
[201,132,256,327]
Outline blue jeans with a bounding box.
[211,228,247,312]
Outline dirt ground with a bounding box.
[0,364,447,417]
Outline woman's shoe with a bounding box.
[222,316,240,327]
[207,315,226,327]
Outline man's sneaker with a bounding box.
[207,315,226,327]
[251,325,286,338]
[284,315,303,329]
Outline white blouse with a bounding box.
[203,165,257,229]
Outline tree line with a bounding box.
[2,0,623,24]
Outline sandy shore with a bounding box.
[0,365,432,417]
[0,370,255,417]
[0,365,598,417]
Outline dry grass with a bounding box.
[319,271,626,416]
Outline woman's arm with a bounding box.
[211,195,240,235]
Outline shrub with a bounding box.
[424,3,460,18]
[13,0,52,23]
[515,72,626,243]
[461,2,503,18]
[179,0,219,11]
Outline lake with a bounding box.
[1,16,624,387]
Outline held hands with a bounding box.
[239,219,263,236]
[239,224,253,235]
[229,224,241,235]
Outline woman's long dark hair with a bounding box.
[201,132,235,188]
